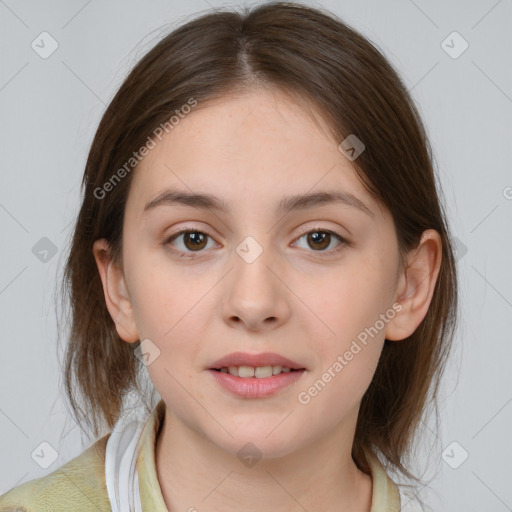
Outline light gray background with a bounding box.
[1,0,511,510]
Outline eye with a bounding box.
[293,226,348,254]
[164,225,350,258]
[164,228,216,258]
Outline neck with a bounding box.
[154,407,373,512]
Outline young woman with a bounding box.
[0,2,458,511]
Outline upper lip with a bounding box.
[209,351,305,370]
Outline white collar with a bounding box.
[105,407,151,512]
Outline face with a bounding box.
[100,87,406,459]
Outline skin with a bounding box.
[93,86,442,512]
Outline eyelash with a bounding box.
[164,225,351,259]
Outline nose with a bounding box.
[221,237,291,332]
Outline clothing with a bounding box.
[0,399,424,511]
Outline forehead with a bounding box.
[127,88,380,220]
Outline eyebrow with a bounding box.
[143,188,374,218]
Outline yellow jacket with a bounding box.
[0,399,411,511]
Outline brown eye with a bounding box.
[181,232,208,251]
[166,229,214,256]
[294,227,348,254]
[306,231,331,251]
[165,226,349,259]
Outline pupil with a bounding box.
[309,232,329,250]
[186,232,206,250]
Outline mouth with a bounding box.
[207,366,306,398]
[210,366,305,378]
[208,351,306,376]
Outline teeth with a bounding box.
[221,365,295,378]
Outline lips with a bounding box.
[209,351,306,370]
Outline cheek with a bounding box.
[124,246,199,336]
[125,249,217,372]
[303,258,392,389]
[311,262,393,341]
[301,290,387,417]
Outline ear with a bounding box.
[92,238,139,343]
[385,229,442,341]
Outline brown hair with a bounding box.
[58,0,458,490]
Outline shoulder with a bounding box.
[0,434,111,512]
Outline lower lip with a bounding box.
[207,369,306,398]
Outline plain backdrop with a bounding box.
[1,0,511,510]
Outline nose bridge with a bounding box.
[235,233,268,266]
[222,230,285,319]
[229,205,279,264]
[217,212,295,331]
[230,231,277,291]
[225,204,290,283]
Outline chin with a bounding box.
[207,426,301,461]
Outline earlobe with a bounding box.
[385,229,442,342]
[92,238,139,343]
